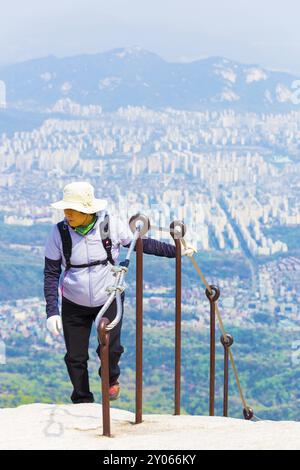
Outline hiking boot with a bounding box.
[73,398,94,404]
[109,383,120,401]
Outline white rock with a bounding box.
[1,403,300,450]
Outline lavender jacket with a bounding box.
[44,210,176,318]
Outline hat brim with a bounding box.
[51,198,107,214]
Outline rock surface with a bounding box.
[0,403,300,450]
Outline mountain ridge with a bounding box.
[0,46,298,113]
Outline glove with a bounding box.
[180,240,197,257]
[46,315,62,336]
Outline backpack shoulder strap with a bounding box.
[100,212,115,266]
[57,220,72,270]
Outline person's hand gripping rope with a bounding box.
[180,239,197,257]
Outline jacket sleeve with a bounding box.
[123,237,176,258]
[44,257,62,318]
[44,225,63,318]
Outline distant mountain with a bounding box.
[0,46,299,113]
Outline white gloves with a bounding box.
[47,315,63,336]
[180,240,197,257]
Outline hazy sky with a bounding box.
[1,0,300,74]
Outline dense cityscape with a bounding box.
[0,103,300,348]
[2,0,300,431]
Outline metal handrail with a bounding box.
[184,232,254,420]
[221,333,234,417]
[205,285,220,416]
[96,213,150,435]
[97,213,254,438]
[170,220,186,415]
[95,219,145,332]
[98,317,110,437]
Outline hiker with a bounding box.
[44,181,197,404]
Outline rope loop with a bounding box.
[205,284,220,302]
[220,333,234,348]
[243,407,254,420]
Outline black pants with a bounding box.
[61,291,125,404]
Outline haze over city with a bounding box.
[1,0,300,433]
[1,0,300,75]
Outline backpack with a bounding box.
[57,212,115,271]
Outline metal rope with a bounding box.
[95,223,143,332]
[181,239,251,414]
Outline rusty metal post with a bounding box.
[174,238,181,416]
[128,213,150,426]
[205,285,220,416]
[220,333,234,417]
[170,220,186,416]
[135,235,143,424]
[98,317,111,437]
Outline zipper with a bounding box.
[84,235,92,305]
[60,269,69,297]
